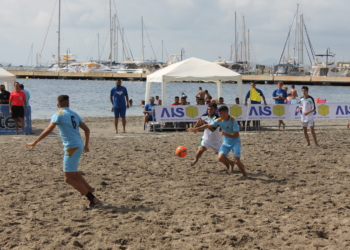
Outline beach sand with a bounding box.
[0,116,349,249]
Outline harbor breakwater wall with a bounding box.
[8,70,350,85]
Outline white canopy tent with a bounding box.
[145,57,243,105]
[0,68,16,91]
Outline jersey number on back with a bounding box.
[71,116,77,129]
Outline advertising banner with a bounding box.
[155,103,350,122]
[0,105,31,135]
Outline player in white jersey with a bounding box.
[296,86,319,146]
[188,103,234,172]
[25,95,101,208]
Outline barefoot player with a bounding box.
[25,95,100,208]
[296,86,319,146]
[190,106,247,177]
[187,103,234,172]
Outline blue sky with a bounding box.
[1,0,349,66]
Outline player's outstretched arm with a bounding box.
[79,122,90,153]
[24,123,57,149]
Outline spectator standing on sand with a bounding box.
[272,82,288,130]
[290,85,298,104]
[0,84,10,104]
[244,82,267,130]
[110,79,129,133]
[20,84,30,106]
[196,87,206,99]
[9,82,27,135]
[155,96,162,105]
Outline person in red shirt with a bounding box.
[171,96,180,105]
[9,82,27,135]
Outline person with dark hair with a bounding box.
[24,95,101,208]
[198,98,205,105]
[110,79,129,133]
[290,84,298,103]
[205,90,212,99]
[196,87,205,99]
[9,82,27,135]
[205,96,212,105]
[189,105,248,177]
[272,82,287,130]
[155,96,162,105]
[195,96,200,105]
[143,96,157,129]
[180,96,188,105]
[19,84,30,106]
[244,82,267,130]
[296,86,319,146]
[171,96,180,105]
[0,84,10,104]
[218,97,225,104]
[188,103,233,170]
[140,100,145,107]
[129,99,133,107]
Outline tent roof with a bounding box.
[147,57,241,83]
[0,68,16,83]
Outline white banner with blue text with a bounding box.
[154,103,350,122]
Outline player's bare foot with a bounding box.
[305,143,311,147]
[191,160,198,166]
[228,160,235,174]
[315,142,319,146]
[115,130,118,134]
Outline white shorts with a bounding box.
[199,138,221,152]
[302,120,314,127]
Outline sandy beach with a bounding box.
[0,116,349,249]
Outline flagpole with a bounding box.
[245,103,250,132]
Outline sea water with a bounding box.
[16,79,350,119]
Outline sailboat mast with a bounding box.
[234,12,237,62]
[243,15,247,62]
[114,14,117,63]
[248,29,250,68]
[98,33,100,63]
[300,14,303,65]
[58,0,61,67]
[141,17,144,61]
[109,0,112,67]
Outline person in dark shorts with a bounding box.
[0,84,10,104]
[110,79,129,133]
[9,82,27,135]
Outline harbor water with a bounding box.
[15,79,350,119]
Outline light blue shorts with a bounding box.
[219,141,241,158]
[63,147,83,172]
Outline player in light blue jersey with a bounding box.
[25,95,101,208]
[190,106,248,177]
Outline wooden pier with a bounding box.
[8,70,350,85]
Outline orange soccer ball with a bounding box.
[175,146,187,158]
